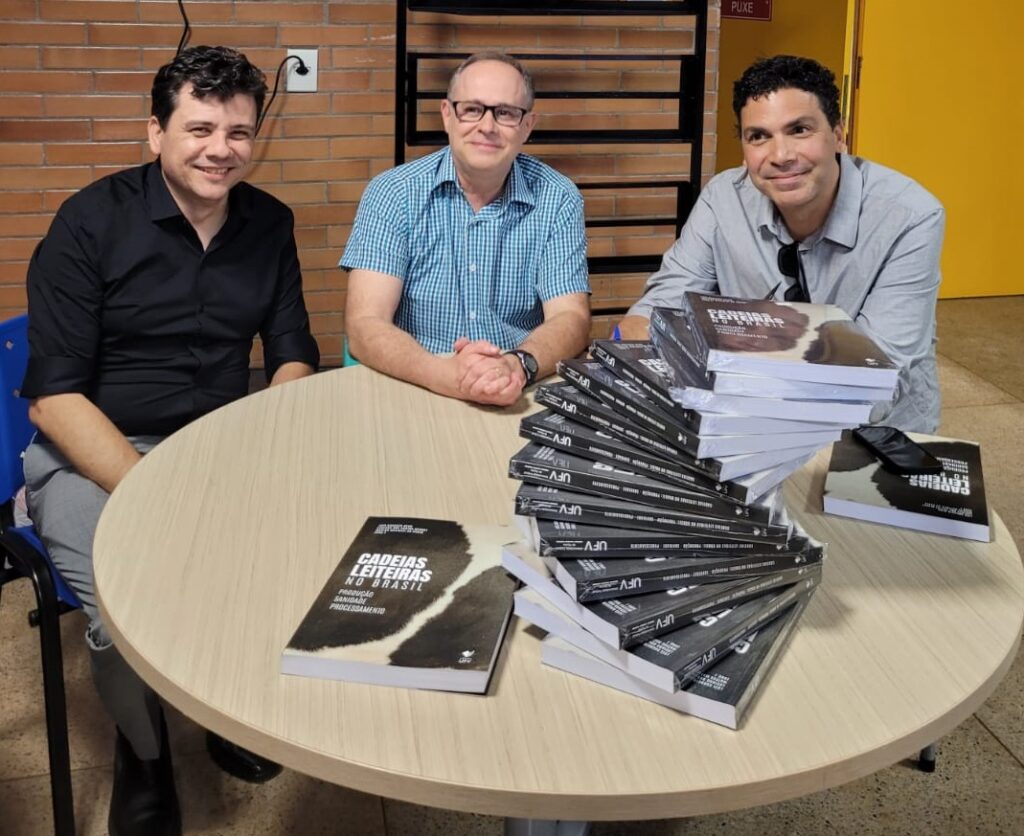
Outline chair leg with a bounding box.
[3,536,76,836]
[918,742,937,773]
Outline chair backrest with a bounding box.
[0,315,34,504]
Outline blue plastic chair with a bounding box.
[0,314,78,836]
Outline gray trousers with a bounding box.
[24,437,165,760]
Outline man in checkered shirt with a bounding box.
[341,52,591,406]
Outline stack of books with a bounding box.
[504,293,901,727]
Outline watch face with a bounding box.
[521,351,539,376]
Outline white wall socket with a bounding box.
[286,48,318,93]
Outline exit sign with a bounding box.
[722,0,772,20]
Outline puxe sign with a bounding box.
[722,0,772,21]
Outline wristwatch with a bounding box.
[505,349,539,386]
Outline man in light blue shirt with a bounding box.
[618,55,944,432]
[342,52,591,406]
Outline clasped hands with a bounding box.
[449,337,525,406]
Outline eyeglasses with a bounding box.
[448,100,530,127]
[776,242,810,303]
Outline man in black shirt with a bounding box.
[21,46,319,836]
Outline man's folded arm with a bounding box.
[28,394,141,494]
[345,267,501,400]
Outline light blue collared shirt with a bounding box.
[341,147,590,353]
[629,154,945,432]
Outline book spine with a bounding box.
[558,361,726,482]
[591,341,678,412]
[672,570,821,689]
[619,566,813,647]
[649,309,713,388]
[509,450,770,536]
[519,415,763,521]
[575,551,821,602]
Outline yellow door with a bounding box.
[853,0,1024,297]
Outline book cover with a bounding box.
[590,339,680,412]
[513,483,792,543]
[508,442,789,538]
[823,431,992,542]
[282,517,518,693]
[540,593,810,729]
[501,542,813,648]
[682,292,900,388]
[514,570,821,693]
[652,306,896,403]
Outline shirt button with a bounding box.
[468,311,477,320]
[468,264,476,273]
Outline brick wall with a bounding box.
[0,1,720,364]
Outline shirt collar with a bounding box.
[750,153,859,248]
[432,147,536,208]
[145,158,253,226]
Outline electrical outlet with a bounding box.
[286,48,318,93]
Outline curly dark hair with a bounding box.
[732,55,841,130]
[151,45,267,128]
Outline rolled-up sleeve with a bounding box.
[339,177,410,280]
[538,188,590,301]
[260,211,320,380]
[22,211,102,398]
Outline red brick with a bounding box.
[0,193,43,214]
[43,191,78,211]
[294,227,327,248]
[0,71,92,94]
[327,182,369,203]
[279,25,369,46]
[619,30,694,50]
[0,119,90,143]
[46,142,143,166]
[259,183,327,205]
[6,22,86,44]
[327,136,393,158]
[45,96,146,118]
[138,2,232,24]
[40,1,138,22]
[283,115,373,138]
[292,204,355,227]
[0,144,44,166]
[92,120,148,141]
[0,238,42,261]
[248,163,283,184]
[0,281,29,307]
[255,138,331,161]
[283,159,369,183]
[329,5,393,25]
[0,98,44,118]
[0,1,38,19]
[0,262,31,282]
[317,69,372,92]
[4,47,40,68]
[329,93,393,114]
[236,3,324,24]
[43,46,141,69]
[0,214,52,238]
[537,28,618,48]
[90,24,277,47]
[329,48,394,69]
[304,290,346,313]
[95,72,154,93]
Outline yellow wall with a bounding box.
[853,0,1023,297]
[716,0,850,172]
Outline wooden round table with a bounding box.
[94,366,1024,822]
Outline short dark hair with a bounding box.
[151,45,267,129]
[732,55,841,131]
[447,51,535,110]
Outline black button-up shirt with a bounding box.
[22,162,320,437]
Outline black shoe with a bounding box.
[108,721,181,836]
[205,731,282,784]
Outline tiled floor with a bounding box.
[2,297,1022,835]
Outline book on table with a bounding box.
[679,292,900,388]
[650,306,897,402]
[501,541,820,646]
[281,517,518,693]
[540,591,810,730]
[823,431,992,542]
[513,570,820,693]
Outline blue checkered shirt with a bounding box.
[340,147,590,353]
